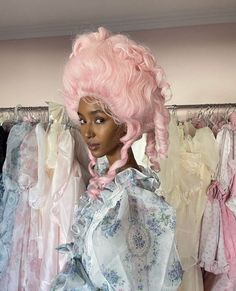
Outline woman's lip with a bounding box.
[88,144,100,151]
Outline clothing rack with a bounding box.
[0,105,49,124]
[167,103,236,109]
[1,103,235,110]
[0,106,48,112]
[0,103,236,123]
[0,103,235,112]
[167,102,236,122]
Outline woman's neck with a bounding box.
[108,148,139,174]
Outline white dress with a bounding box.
[39,125,87,290]
[159,117,219,291]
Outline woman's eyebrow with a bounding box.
[90,110,105,115]
[78,110,105,116]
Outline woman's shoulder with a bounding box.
[114,166,161,193]
[101,166,175,216]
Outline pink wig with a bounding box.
[63,27,171,197]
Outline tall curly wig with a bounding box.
[63,27,171,197]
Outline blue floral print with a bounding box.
[168,260,184,285]
[0,123,32,280]
[102,267,125,288]
[51,163,182,290]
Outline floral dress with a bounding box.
[51,165,182,291]
[0,122,33,281]
[2,125,41,291]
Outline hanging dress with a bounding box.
[159,117,219,291]
[2,124,41,290]
[225,120,236,215]
[0,122,33,280]
[200,125,236,290]
[40,124,87,290]
[216,127,236,281]
[199,126,232,277]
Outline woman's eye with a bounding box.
[95,118,105,124]
[79,118,86,125]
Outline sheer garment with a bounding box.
[2,125,41,290]
[40,126,87,290]
[0,122,33,280]
[51,165,182,291]
[159,117,219,291]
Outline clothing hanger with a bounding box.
[229,111,236,131]
[229,111,236,161]
[14,104,23,122]
[190,106,207,129]
[0,106,21,131]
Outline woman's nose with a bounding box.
[84,123,95,138]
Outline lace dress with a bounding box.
[51,164,183,291]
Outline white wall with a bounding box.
[0,36,70,107]
[0,23,236,107]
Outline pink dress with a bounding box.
[225,114,236,215]
[204,181,236,290]
[227,173,236,215]
[201,125,236,290]
[198,185,228,275]
[216,127,236,280]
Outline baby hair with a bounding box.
[63,26,171,197]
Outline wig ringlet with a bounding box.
[63,27,171,198]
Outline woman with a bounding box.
[51,27,182,291]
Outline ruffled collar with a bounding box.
[95,157,160,204]
[111,166,159,189]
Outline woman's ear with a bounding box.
[121,123,127,135]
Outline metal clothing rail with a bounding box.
[0,104,72,126]
[167,103,236,110]
[0,102,236,123]
[0,102,236,111]
[167,103,236,121]
[0,105,50,124]
[0,106,48,111]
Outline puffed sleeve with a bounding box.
[85,178,183,290]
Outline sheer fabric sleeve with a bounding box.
[88,178,183,290]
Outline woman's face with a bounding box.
[78,97,125,165]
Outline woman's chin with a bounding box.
[89,150,104,159]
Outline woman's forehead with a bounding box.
[78,97,106,114]
[78,96,121,124]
